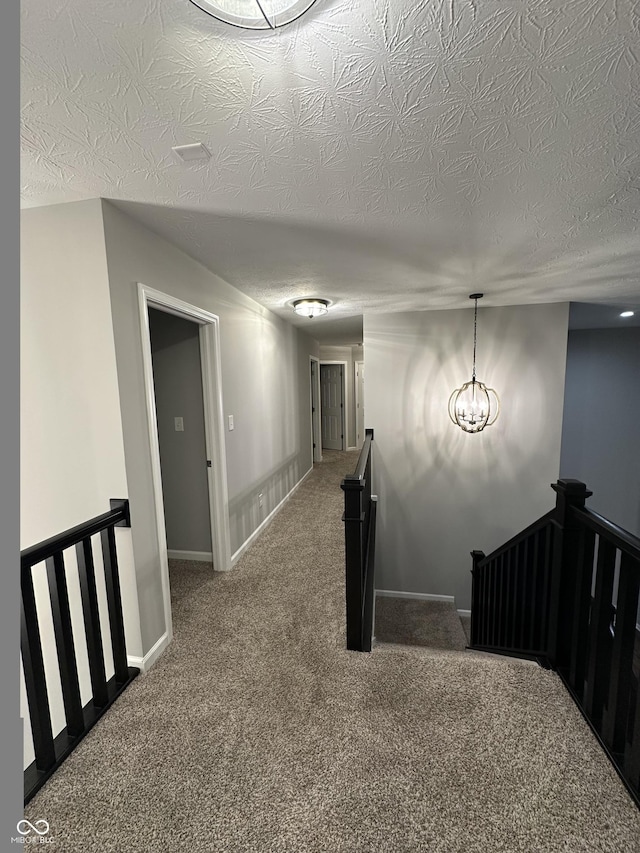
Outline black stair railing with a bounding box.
[341,428,376,652]
[471,479,640,808]
[21,500,139,805]
[470,508,556,661]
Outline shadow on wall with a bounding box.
[228,451,303,557]
[367,303,569,610]
[398,308,556,497]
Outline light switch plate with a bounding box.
[174,417,184,432]
[228,415,234,431]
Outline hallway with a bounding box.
[24,452,640,851]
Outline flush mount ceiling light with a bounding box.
[448,293,500,434]
[620,310,635,318]
[292,298,329,319]
[189,0,317,29]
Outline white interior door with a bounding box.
[355,361,365,448]
[320,364,344,450]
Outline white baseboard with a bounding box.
[375,589,456,604]
[457,609,471,618]
[167,549,213,562]
[347,445,358,451]
[127,632,169,674]
[231,467,314,566]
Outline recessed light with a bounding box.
[171,143,211,162]
[620,311,635,318]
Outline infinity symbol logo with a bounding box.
[17,819,50,836]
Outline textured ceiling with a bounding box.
[21,0,640,342]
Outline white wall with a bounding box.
[148,308,211,554]
[365,302,570,610]
[101,200,319,655]
[560,327,640,537]
[20,200,142,767]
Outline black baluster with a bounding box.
[101,526,130,684]
[584,538,616,727]
[20,566,56,771]
[568,527,596,698]
[602,553,640,754]
[76,537,108,708]
[46,551,84,736]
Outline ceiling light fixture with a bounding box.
[189,0,317,29]
[620,310,635,318]
[448,293,500,434]
[292,298,329,319]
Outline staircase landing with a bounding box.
[374,596,468,652]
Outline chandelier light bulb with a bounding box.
[449,294,500,433]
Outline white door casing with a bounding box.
[355,360,365,449]
[310,357,322,463]
[137,283,232,643]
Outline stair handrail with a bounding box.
[21,499,139,805]
[474,507,556,568]
[569,504,640,557]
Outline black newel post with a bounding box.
[342,476,365,651]
[469,550,485,647]
[546,479,592,670]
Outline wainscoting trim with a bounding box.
[231,466,314,566]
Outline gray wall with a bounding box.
[148,308,211,553]
[365,302,570,610]
[101,199,319,654]
[560,327,640,536]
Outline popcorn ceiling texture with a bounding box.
[20,0,640,331]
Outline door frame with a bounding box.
[310,356,322,463]
[137,283,232,643]
[354,359,364,449]
[320,360,347,451]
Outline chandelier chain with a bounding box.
[472,296,478,381]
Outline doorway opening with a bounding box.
[355,360,365,449]
[310,356,322,463]
[320,361,346,451]
[138,284,232,643]
[148,308,212,561]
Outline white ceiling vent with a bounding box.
[171,143,211,162]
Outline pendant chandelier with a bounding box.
[189,0,318,29]
[448,293,500,433]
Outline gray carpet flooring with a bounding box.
[375,598,469,651]
[25,450,640,851]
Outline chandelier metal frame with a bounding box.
[448,293,500,434]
